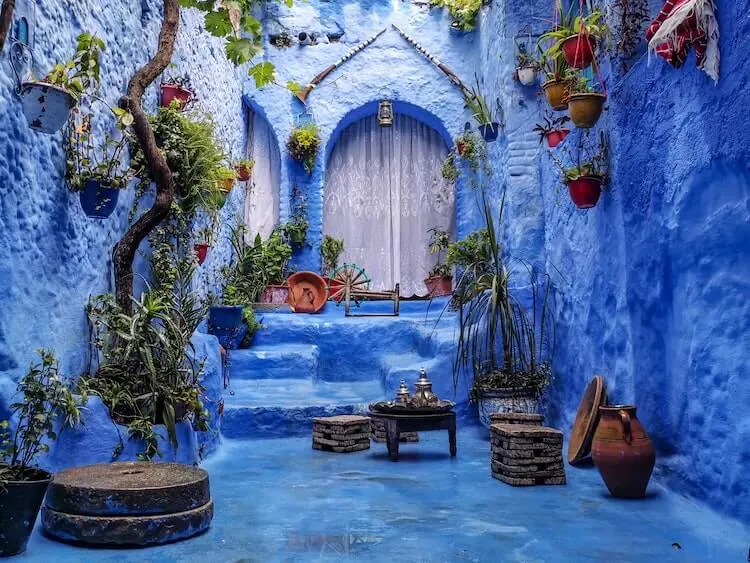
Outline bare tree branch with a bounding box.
[0,0,16,53]
[113,0,180,312]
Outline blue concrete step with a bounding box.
[221,378,386,439]
[228,345,319,380]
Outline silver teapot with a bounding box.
[410,368,438,408]
[395,379,411,404]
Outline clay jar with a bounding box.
[592,405,655,498]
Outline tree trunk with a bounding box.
[0,0,16,53]
[113,0,179,313]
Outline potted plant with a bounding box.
[17,33,104,134]
[567,75,606,128]
[0,351,80,556]
[451,194,553,428]
[540,8,608,70]
[533,111,571,148]
[425,228,452,297]
[551,132,609,209]
[160,68,194,109]
[441,152,459,183]
[65,106,134,218]
[234,158,254,181]
[465,83,501,142]
[259,230,293,304]
[282,194,308,248]
[287,123,321,174]
[514,43,539,86]
[320,234,344,282]
[538,51,572,111]
[454,130,487,173]
[194,227,213,265]
[429,0,482,32]
[270,32,293,48]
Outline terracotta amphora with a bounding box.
[592,405,655,498]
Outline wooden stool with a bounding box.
[312,415,370,453]
[490,424,566,486]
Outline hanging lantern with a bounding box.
[377,100,393,127]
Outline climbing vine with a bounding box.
[608,0,650,71]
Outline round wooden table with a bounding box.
[369,411,456,461]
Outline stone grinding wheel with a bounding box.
[567,376,608,466]
[42,462,213,546]
[287,271,329,313]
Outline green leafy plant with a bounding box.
[427,228,452,279]
[1,351,81,483]
[450,193,553,397]
[515,43,539,69]
[40,33,105,100]
[65,107,134,192]
[130,103,229,219]
[464,81,496,126]
[429,0,483,32]
[441,152,459,183]
[287,123,321,174]
[568,74,602,94]
[454,130,488,174]
[537,47,573,82]
[282,189,308,247]
[539,7,608,54]
[549,131,610,183]
[320,235,344,276]
[532,111,571,144]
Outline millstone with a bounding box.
[45,462,210,516]
[41,501,214,546]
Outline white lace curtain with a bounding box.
[324,114,455,297]
[244,109,281,240]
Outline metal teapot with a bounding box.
[410,368,438,408]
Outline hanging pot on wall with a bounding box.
[194,243,209,265]
[208,305,246,350]
[560,34,597,69]
[542,79,570,111]
[545,128,571,148]
[79,179,120,219]
[235,163,252,182]
[592,405,656,498]
[515,66,538,86]
[424,276,453,297]
[160,83,192,109]
[0,468,52,556]
[568,93,606,128]
[478,122,500,142]
[19,82,77,134]
[567,176,603,209]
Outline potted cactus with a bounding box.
[17,33,104,134]
[0,351,80,556]
[533,111,571,148]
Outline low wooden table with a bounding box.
[369,411,456,461]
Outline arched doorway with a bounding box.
[323,112,455,297]
[244,106,281,240]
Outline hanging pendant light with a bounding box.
[377,100,393,127]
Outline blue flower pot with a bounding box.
[79,179,120,219]
[208,306,246,350]
[478,122,500,142]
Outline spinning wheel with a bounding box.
[330,263,371,304]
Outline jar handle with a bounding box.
[619,409,632,444]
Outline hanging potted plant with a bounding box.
[287,123,321,174]
[160,67,194,110]
[441,152,459,183]
[194,227,213,265]
[234,158,254,181]
[0,350,80,557]
[551,132,609,209]
[567,75,606,128]
[424,228,453,297]
[540,8,608,70]
[533,111,571,148]
[16,33,104,134]
[66,106,134,219]
[465,82,501,142]
[429,0,482,33]
[514,32,539,86]
[450,194,553,428]
[538,51,572,111]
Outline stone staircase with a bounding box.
[220,298,465,439]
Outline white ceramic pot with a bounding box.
[19,81,77,134]
[516,66,538,87]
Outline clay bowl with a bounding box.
[287,272,329,314]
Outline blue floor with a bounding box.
[19,428,750,562]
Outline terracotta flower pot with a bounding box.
[260,285,289,305]
[542,79,570,111]
[235,164,252,182]
[567,176,603,209]
[219,178,235,193]
[424,276,452,297]
[194,243,209,265]
[592,405,656,499]
[545,128,570,148]
[516,66,538,86]
[19,81,77,134]
[561,34,596,69]
[568,93,606,128]
[160,83,192,109]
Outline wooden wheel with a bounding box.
[330,263,370,305]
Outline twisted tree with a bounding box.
[0,0,15,52]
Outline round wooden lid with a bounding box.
[567,375,607,465]
[288,271,329,313]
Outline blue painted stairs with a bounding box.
[220,299,464,439]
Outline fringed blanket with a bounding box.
[646,0,720,83]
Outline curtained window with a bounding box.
[244,109,281,240]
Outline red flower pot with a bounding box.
[194,243,209,264]
[561,34,596,69]
[456,140,466,156]
[545,129,570,148]
[424,276,452,297]
[160,84,192,109]
[235,164,252,182]
[568,176,603,209]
